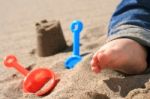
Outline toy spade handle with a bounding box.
[4,55,29,76]
[70,20,83,33]
[70,20,83,56]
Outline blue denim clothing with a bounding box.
[108,0,150,47]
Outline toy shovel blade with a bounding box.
[65,55,82,69]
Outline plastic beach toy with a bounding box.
[65,20,83,69]
[3,55,59,96]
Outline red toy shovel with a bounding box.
[3,55,59,96]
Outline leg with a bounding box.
[91,0,150,74]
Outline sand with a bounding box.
[1,0,150,99]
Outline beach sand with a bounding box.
[1,0,150,99]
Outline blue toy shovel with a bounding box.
[65,20,83,69]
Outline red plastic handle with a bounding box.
[4,55,29,76]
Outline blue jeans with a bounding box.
[108,0,150,48]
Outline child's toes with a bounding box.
[91,65,101,73]
[91,54,101,73]
[96,52,109,69]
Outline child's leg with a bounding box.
[91,0,150,74]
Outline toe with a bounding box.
[97,52,110,69]
[91,65,101,73]
[91,54,101,73]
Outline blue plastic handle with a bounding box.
[70,20,83,33]
[70,20,83,56]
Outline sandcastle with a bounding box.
[36,20,67,57]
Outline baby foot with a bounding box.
[91,38,147,74]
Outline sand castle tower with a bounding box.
[36,20,67,57]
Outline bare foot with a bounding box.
[91,38,148,74]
